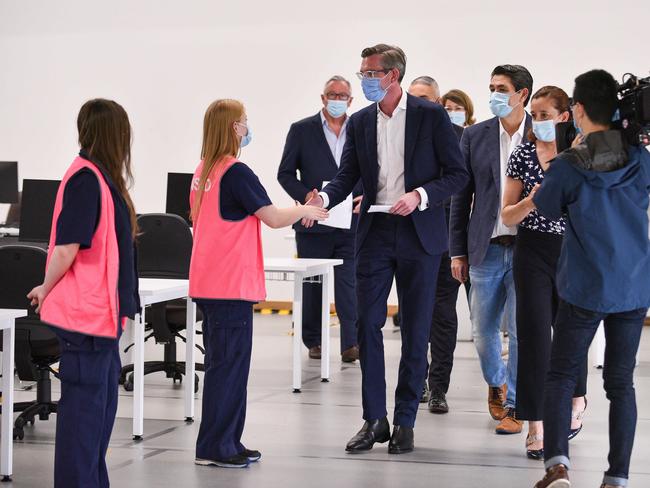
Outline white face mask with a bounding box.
[447,110,466,127]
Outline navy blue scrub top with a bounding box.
[219,162,272,221]
[53,151,140,349]
[195,162,272,307]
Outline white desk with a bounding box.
[126,279,196,440]
[0,309,25,482]
[264,258,343,392]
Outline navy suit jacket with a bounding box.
[277,112,361,233]
[449,114,532,266]
[322,94,469,256]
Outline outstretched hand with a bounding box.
[301,189,325,228]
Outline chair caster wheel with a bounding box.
[173,372,183,384]
[13,427,24,440]
[124,373,134,392]
[194,375,200,394]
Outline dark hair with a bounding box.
[491,64,534,106]
[361,44,407,82]
[527,85,571,142]
[573,69,618,126]
[77,99,138,237]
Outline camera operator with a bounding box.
[533,69,650,488]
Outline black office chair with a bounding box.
[0,245,59,440]
[120,213,204,393]
[5,192,21,227]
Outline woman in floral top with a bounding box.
[502,86,587,460]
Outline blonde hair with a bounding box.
[191,99,245,222]
[441,89,476,126]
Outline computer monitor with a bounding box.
[19,179,60,242]
[165,172,194,225]
[0,161,19,204]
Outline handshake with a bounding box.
[301,189,326,228]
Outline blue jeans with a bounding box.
[469,243,517,408]
[544,300,646,487]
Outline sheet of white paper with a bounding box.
[318,181,353,229]
[367,205,392,213]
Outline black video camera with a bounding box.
[555,72,650,153]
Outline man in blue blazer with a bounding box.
[306,44,469,454]
[278,76,361,363]
[449,64,533,435]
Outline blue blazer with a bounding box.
[449,114,532,266]
[277,112,361,234]
[322,94,469,256]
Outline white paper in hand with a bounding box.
[367,205,392,213]
[318,181,353,229]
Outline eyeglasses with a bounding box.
[356,70,390,80]
[325,92,351,101]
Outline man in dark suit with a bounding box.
[408,75,463,415]
[306,44,469,454]
[277,75,360,363]
[449,64,533,435]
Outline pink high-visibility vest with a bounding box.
[40,156,121,338]
[189,157,266,301]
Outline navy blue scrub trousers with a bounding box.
[195,300,253,461]
[356,214,441,428]
[54,335,121,488]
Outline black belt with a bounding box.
[490,235,516,247]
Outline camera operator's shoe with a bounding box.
[534,464,570,488]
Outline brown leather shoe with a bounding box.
[488,384,508,420]
[534,464,570,488]
[495,408,523,435]
[341,346,359,363]
[309,346,321,359]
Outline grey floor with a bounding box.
[7,315,650,488]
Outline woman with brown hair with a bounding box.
[502,86,587,460]
[189,99,327,468]
[441,89,476,127]
[28,98,140,487]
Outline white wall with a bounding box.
[0,0,646,302]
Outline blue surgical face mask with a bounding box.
[489,91,515,118]
[533,120,556,142]
[448,110,466,127]
[361,74,389,102]
[237,123,252,147]
[573,118,582,135]
[326,100,348,118]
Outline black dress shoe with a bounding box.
[388,425,414,454]
[420,381,430,403]
[428,390,449,414]
[345,418,390,452]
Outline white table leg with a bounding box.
[184,298,196,421]
[292,272,304,392]
[1,323,15,481]
[132,312,145,440]
[320,268,331,382]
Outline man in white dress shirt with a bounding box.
[449,64,533,435]
[305,44,469,454]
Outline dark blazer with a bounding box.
[277,112,361,233]
[449,114,533,266]
[322,94,469,256]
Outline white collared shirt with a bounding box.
[321,89,428,209]
[319,110,347,167]
[492,116,527,238]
